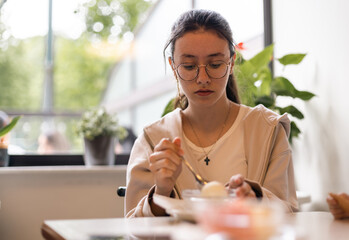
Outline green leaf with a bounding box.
[234,51,245,65]
[276,105,304,119]
[75,108,126,140]
[271,77,297,97]
[255,95,275,108]
[271,77,316,100]
[278,54,306,66]
[235,60,257,83]
[235,44,273,90]
[250,44,274,70]
[0,116,21,137]
[289,121,301,143]
[237,84,258,107]
[296,91,316,101]
[257,67,272,96]
[161,98,175,117]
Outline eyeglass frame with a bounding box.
[171,58,233,81]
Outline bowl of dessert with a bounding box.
[183,181,284,240]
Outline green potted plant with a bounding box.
[76,107,127,166]
[234,43,315,143]
[162,44,315,143]
[0,113,21,167]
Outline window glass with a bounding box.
[0,0,46,112]
[0,0,155,155]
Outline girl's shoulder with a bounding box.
[142,108,182,146]
[239,104,290,136]
[144,108,181,132]
[240,104,288,125]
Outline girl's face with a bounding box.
[170,30,233,108]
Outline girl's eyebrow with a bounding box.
[207,52,226,57]
[179,54,196,58]
[179,52,226,58]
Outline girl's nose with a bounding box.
[196,65,210,84]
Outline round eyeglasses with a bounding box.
[174,59,232,81]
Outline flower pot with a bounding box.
[0,147,9,167]
[83,136,116,166]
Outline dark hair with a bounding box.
[163,9,240,109]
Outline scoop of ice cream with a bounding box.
[201,181,228,197]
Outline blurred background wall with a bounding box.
[272,0,349,211]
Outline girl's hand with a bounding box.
[149,137,183,197]
[227,174,256,198]
[327,193,349,219]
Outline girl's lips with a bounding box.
[195,90,213,96]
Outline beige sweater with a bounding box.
[125,104,298,217]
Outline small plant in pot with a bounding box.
[0,112,21,167]
[76,107,127,166]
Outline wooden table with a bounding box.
[41,212,349,240]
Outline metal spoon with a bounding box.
[181,156,209,186]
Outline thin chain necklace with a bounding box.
[186,102,231,166]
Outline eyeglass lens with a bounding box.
[177,61,229,81]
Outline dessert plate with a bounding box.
[153,194,196,222]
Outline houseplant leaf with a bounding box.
[257,66,272,96]
[278,53,306,66]
[234,51,245,65]
[271,77,297,97]
[235,60,257,83]
[272,76,316,101]
[255,95,275,108]
[0,116,21,137]
[249,44,274,70]
[289,121,301,143]
[161,98,175,117]
[295,90,316,101]
[75,108,126,141]
[276,105,304,119]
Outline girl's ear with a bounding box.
[168,57,175,70]
[229,54,235,74]
[169,57,179,79]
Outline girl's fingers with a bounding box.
[153,138,184,156]
[327,196,338,205]
[172,137,184,156]
[228,174,255,198]
[339,192,349,200]
[149,158,179,172]
[327,195,348,219]
[228,174,244,189]
[331,209,346,219]
[149,149,182,165]
[154,138,173,152]
[173,137,181,147]
[235,182,256,198]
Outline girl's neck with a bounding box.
[183,99,233,132]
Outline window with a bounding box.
[0,0,154,155]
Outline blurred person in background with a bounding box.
[37,130,70,154]
[0,111,9,127]
[115,127,137,154]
